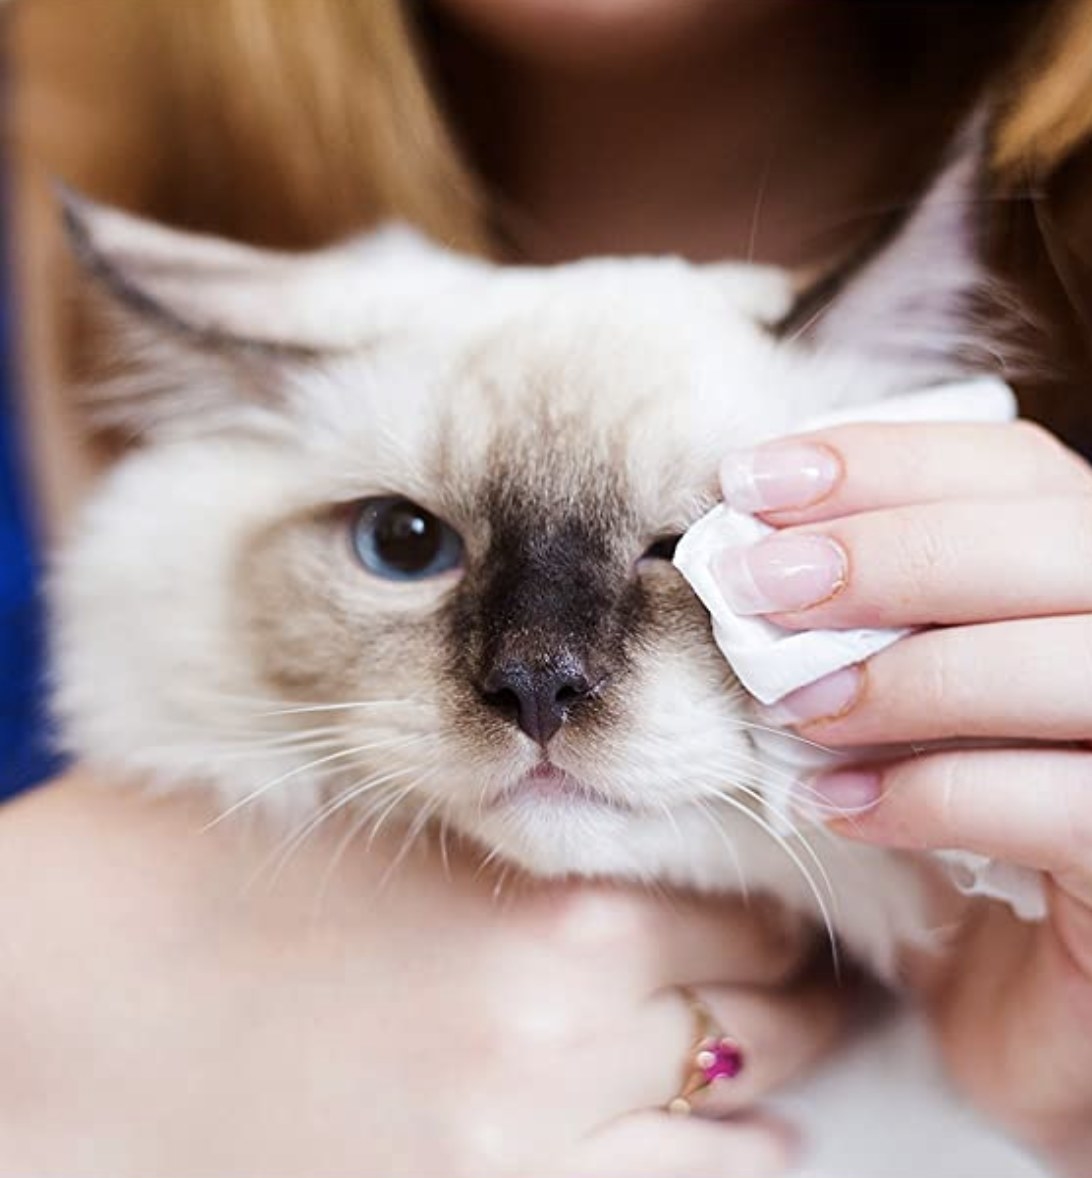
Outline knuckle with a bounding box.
[470,985,584,1074]
[535,884,658,958]
[1013,421,1092,492]
[891,511,951,603]
[912,756,962,845]
[445,1108,524,1178]
[501,994,585,1058]
[1013,418,1058,455]
[918,637,959,717]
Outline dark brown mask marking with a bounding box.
[446,453,645,747]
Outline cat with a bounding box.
[49,123,1047,1175]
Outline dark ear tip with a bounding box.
[52,179,101,265]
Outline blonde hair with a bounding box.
[9,0,1092,523]
[998,0,1092,173]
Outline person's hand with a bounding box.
[713,419,1092,1175]
[0,770,842,1178]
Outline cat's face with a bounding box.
[54,144,985,882]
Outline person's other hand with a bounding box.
[0,771,843,1177]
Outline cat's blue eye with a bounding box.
[351,497,464,581]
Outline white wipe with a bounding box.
[674,378,1018,706]
[674,376,1047,920]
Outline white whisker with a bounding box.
[315,765,441,903]
[252,699,429,719]
[365,782,421,851]
[690,796,748,898]
[731,717,839,755]
[378,789,443,890]
[257,766,426,891]
[202,733,436,830]
[700,784,840,970]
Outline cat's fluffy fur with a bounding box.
[48,125,1053,1177]
[51,125,997,979]
[54,209,944,966]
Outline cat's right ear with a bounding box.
[60,187,425,351]
[61,188,325,438]
[59,189,439,438]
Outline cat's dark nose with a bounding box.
[480,658,594,745]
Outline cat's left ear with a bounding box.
[777,106,998,378]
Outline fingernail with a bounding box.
[759,665,863,727]
[720,442,841,514]
[808,769,882,815]
[714,534,847,615]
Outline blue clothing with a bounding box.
[0,184,66,799]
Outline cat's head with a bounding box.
[51,124,998,882]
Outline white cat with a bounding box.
[50,124,1046,1175]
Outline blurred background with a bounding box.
[0,1,63,797]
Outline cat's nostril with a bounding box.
[480,661,594,745]
[480,684,523,721]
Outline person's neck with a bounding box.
[439,5,957,267]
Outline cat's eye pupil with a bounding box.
[352,497,464,581]
[375,504,439,571]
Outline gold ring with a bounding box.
[667,988,746,1115]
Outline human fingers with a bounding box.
[460,887,823,1127]
[518,885,816,998]
[760,614,1092,744]
[720,420,1091,525]
[640,890,815,990]
[712,496,1092,629]
[555,1111,794,1178]
[808,748,1092,884]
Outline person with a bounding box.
[4,0,1092,1174]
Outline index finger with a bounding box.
[721,420,1091,526]
[525,885,815,992]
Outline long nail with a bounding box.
[721,442,842,515]
[759,665,863,728]
[808,769,882,815]
[714,534,847,615]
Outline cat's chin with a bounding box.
[465,769,653,879]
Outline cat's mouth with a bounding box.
[492,763,635,814]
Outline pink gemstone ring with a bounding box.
[667,989,746,1116]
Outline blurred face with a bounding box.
[429,0,769,69]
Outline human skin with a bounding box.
[0,773,841,1176]
[714,420,1092,1176]
[434,0,950,265]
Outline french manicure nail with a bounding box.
[759,665,863,728]
[720,442,841,514]
[714,533,847,615]
[808,769,882,815]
